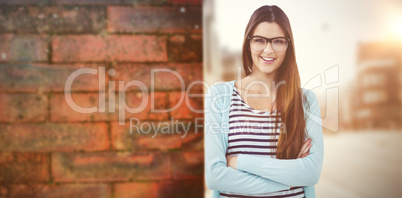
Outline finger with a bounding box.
[302,149,310,158]
[299,139,311,156]
[300,143,312,158]
[302,149,311,158]
[298,143,308,158]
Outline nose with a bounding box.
[263,42,274,54]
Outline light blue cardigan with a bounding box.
[204,80,324,198]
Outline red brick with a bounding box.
[171,151,203,180]
[4,184,111,198]
[0,64,101,92]
[119,92,169,121]
[170,180,204,198]
[0,0,48,5]
[0,93,47,122]
[51,91,170,122]
[0,6,105,33]
[167,34,202,62]
[0,34,48,62]
[107,6,202,33]
[52,0,119,5]
[112,63,203,91]
[50,93,116,122]
[0,152,49,184]
[120,0,169,6]
[52,35,167,62]
[169,91,204,119]
[114,180,204,198]
[168,0,202,5]
[0,7,48,33]
[52,152,170,182]
[111,121,203,151]
[0,123,109,152]
[114,182,173,198]
[46,6,106,34]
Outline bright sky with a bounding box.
[213,0,402,87]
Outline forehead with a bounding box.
[252,22,286,38]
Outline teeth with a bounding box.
[261,57,275,61]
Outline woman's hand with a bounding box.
[226,155,238,169]
[297,138,312,158]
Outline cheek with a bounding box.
[251,50,261,60]
[277,52,287,64]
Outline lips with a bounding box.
[260,56,276,63]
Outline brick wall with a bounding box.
[0,0,204,197]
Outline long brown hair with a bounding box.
[241,5,309,159]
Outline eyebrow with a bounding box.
[252,35,287,39]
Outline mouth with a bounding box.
[260,56,276,63]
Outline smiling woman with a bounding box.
[204,5,324,198]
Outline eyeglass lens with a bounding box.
[250,37,288,52]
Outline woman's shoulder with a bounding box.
[206,80,235,94]
[301,88,320,110]
[301,88,318,101]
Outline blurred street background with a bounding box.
[203,0,402,197]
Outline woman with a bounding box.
[204,5,324,198]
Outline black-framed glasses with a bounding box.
[248,36,290,52]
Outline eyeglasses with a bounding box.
[248,36,290,52]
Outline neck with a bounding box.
[238,69,278,93]
[248,71,277,88]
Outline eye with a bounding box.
[273,39,287,45]
[253,38,265,44]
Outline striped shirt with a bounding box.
[219,86,305,198]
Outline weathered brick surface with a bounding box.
[113,180,204,198]
[0,6,47,33]
[168,34,202,62]
[0,64,101,92]
[120,0,169,6]
[168,0,202,5]
[107,6,202,33]
[0,93,47,122]
[46,6,106,34]
[52,0,119,5]
[0,6,106,33]
[171,151,203,180]
[3,184,111,198]
[114,182,172,198]
[50,93,114,122]
[0,1,204,196]
[50,91,172,122]
[112,63,203,91]
[119,92,169,121]
[0,0,48,5]
[0,123,109,152]
[52,35,167,62]
[0,34,48,62]
[52,152,170,182]
[111,121,203,151]
[170,179,204,198]
[169,91,204,119]
[0,152,49,184]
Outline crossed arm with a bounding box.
[204,85,324,193]
[204,85,291,194]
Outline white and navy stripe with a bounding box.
[220,87,305,198]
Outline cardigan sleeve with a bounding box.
[236,89,324,187]
[204,85,291,194]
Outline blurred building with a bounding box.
[351,41,402,130]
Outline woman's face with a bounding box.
[250,22,287,76]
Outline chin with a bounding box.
[256,66,279,75]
